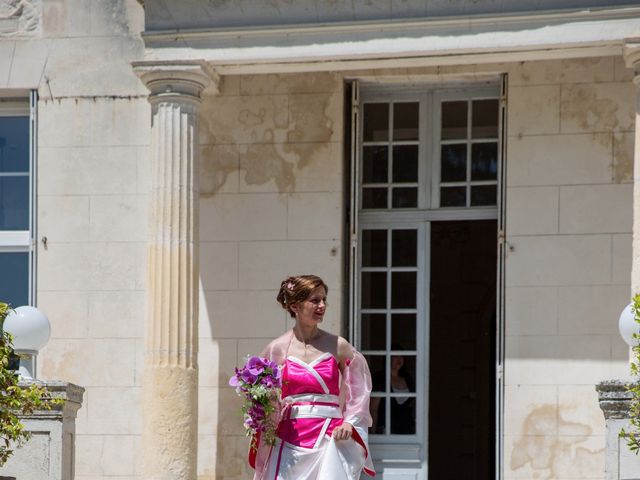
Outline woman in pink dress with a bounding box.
[250,274,375,480]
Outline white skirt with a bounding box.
[263,434,368,480]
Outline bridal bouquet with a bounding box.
[229,356,282,446]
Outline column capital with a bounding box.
[624,37,640,86]
[133,60,219,104]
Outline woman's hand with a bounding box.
[332,422,353,441]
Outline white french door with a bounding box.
[349,79,503,479]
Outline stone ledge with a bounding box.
[598,379,635,419]
[16,379,85,418]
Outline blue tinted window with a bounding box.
[0,116,29,173]
[0,252,28,307]
[0,176,28,230]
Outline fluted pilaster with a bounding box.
[625,40,640,301]
[134,61,215,480]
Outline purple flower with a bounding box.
[249,403,265,421]
[228,368,241,387]
[241,369,258,384]
[247,356,266,376]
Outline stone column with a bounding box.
[627,39,640,298]
[134,62,215,480]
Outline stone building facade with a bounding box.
[0,0,639,479]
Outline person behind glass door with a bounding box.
[370,347,415,435]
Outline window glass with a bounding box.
[0,252,28,306]
[471,143,498,181]
[0,176,29,230]
[361,271,387,309]
[471,185,497,206]
[472,99,499,139]
[391,271,417,308]
[440,186,466,207]
[393,103,419,141]
[391,187,417,209]
[441,144,467,182]
[362,187,387,209]
[392,145,418,183]
[363,146,388,183]
[363,103,389,142]
[392,314,417,350]
[361,314,387,351]
[439,97,499,208]
[0,116,29,173]
[441,101,467,140]
[362,229,388,267]
[391,230,417,267]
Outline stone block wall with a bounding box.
[501,56,635,480]
[196,73,346,479]
[30,1,149,479]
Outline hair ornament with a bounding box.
[287,282,294,291]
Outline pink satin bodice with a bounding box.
[282,354,340,397]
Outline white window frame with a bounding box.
[352,80,502,476]
[431,88,502,209]
[0,93,36,306]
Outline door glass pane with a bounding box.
[0,116,29,173]
[363,146,388,183]
[361,272,387,309]
[392,314,416,350]
[391,229,417,267]
[363,103,389,142]
[391,187,417,209]
[362,187,387,209]
[368,355,387,393]
[393,103,419,141]
[362,229,387,267]
[471,143,498,181]
[389,354,416,433]
[361,314,387,350]
[371,397,387,434]
[472,99,499,139]
[390,396,416,434]
[441,144,467,182]
[392,145,418,183]
[0,252,28,307]
[441,101,467,140]
[0,176,29,230]
[391,271,416,308]
[470,185,497,206]
[441,186,466,207]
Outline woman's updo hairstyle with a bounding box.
[277,274,328,318]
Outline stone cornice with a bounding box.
[143,5,640,42]
[139,7,640,75]
[132,61,219,102]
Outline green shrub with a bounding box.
[0,302,59,466]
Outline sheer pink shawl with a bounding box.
[251,331,374,478]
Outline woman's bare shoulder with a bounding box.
[261,330,292,358]
[336,335,355,362]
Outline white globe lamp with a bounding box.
[619,302,639,347]
[3,306,51,378]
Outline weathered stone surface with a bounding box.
[0,380,84,480]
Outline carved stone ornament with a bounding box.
[0,0,39,37]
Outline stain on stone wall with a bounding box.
[511,405,603,479]
[240,143,295,192]
[199,87,339,195]
[200,145,239,195]
[561,84,634,133]
[613,132,634,183]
